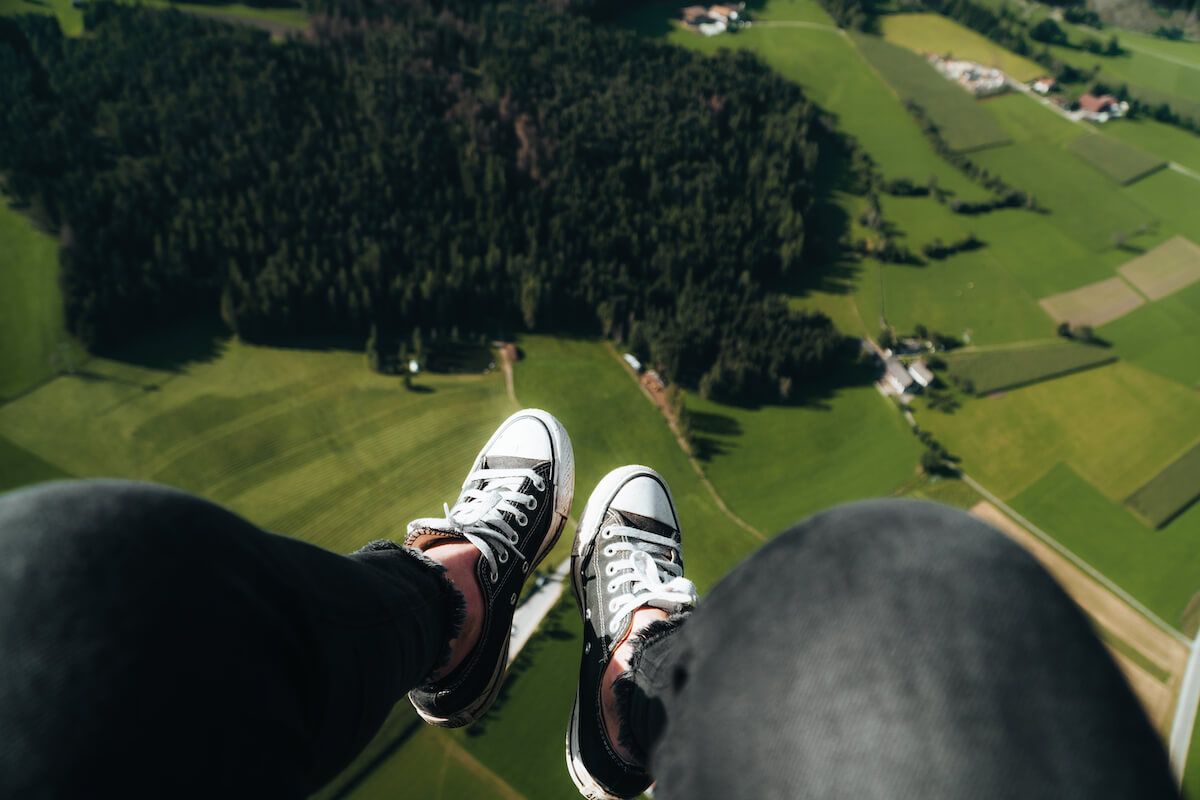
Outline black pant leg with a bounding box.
[629,499,1176,800]
[0,480,459,798]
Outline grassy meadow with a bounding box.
[0,199,83,400]
[881,12,1044,81]
[1067,132,1167,185]
[852,32,1010,152]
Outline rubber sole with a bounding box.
[564,465,675,800]
[410,408,575,728]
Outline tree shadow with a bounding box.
[96,315,228,373]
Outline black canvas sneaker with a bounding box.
[406,408,574,728]
[566,465,697,800]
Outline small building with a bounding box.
[681,5,711,23]
[697,20,727,36]
[623,353,642,372]
[1079,93,1117,115]
[642,369,666,393]
[1032,77,1056,95]
[884,358,914,395]
[908,360,935,389]
[896,337,925,355]
[709,3,739,20]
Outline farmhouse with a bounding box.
[1078,93,1128,123]
[883,358,915,395]
[681,2,745,35]
[622,353,643,372]
[1032,77,1056,95]
[908,360,935,389]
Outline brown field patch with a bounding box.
[1039,276,1146,327]
[1118,236,1200,301]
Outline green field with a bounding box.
[943,339,1117,394]
[1103,117,1200,175]
[916,360,1200,502]
[1013,463,1200,629]
[1067,132,1167,185]
[0,199,83,400]
[618,3,989,200]
[684,382,923,535]
[138,0,308,30]
[1050,25,1200,124]
[1126,440,1200,528]
[881,12,1045,81]
[1100,278,1200,387]
[852,32,1010,152]
[0,0,82,34]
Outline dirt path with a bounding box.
[498,345,517,405]
[602,344,765,542]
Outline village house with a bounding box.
[908,360,935,390]
[622,353,642,372]
[681,2,745,35]
[883,358,915,395]
[1077,93,1128,123]
[1032,77,1056,95]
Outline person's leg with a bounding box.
[0,479,463,798]
[623,499,1178,799]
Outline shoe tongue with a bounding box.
[606,508,679,566]
[483,455,544,471]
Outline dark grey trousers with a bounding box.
[0,481,1178,798]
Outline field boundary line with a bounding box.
[1120,41,1200,73]
[601,343,766,542]
[961,471,1188,644]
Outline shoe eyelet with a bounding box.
[585,609,591,619]
[607,582,618,593]
[534,479,546,492]
[603,546,614,556]
[489,571,499,583]
[510,593,517,604]
[601,529,613,539]
[526,497,537,510]
[609,600,620,612]
[498,551,508,564]
[521,562,528,574]
[584,641,591,654]
[517,513,528,527]
[605,565,615,576]
[510,532,519,544]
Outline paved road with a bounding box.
[508,558,571,665]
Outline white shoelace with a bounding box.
[600,524,697,636]
[435,467,545,582]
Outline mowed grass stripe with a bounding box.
[853,32,1009,153]
[944,340,1117,394]
[1039,277,1146,327]
[1126,441,1200,530]
[1068,133,1166,186]
[1118,236,1200,301]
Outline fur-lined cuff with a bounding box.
[357,539,468,680]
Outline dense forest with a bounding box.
[0,0,857,404]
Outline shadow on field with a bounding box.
[98,315,229,373]
[689,410,742,462]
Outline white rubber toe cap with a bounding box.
[489,416,553,461]
[610,475,677,529]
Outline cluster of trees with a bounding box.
[0,0,857,404]
[922,233,982,260]
[814,0,882,31]
[914,425,959,474]
[905,102,1040,214]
